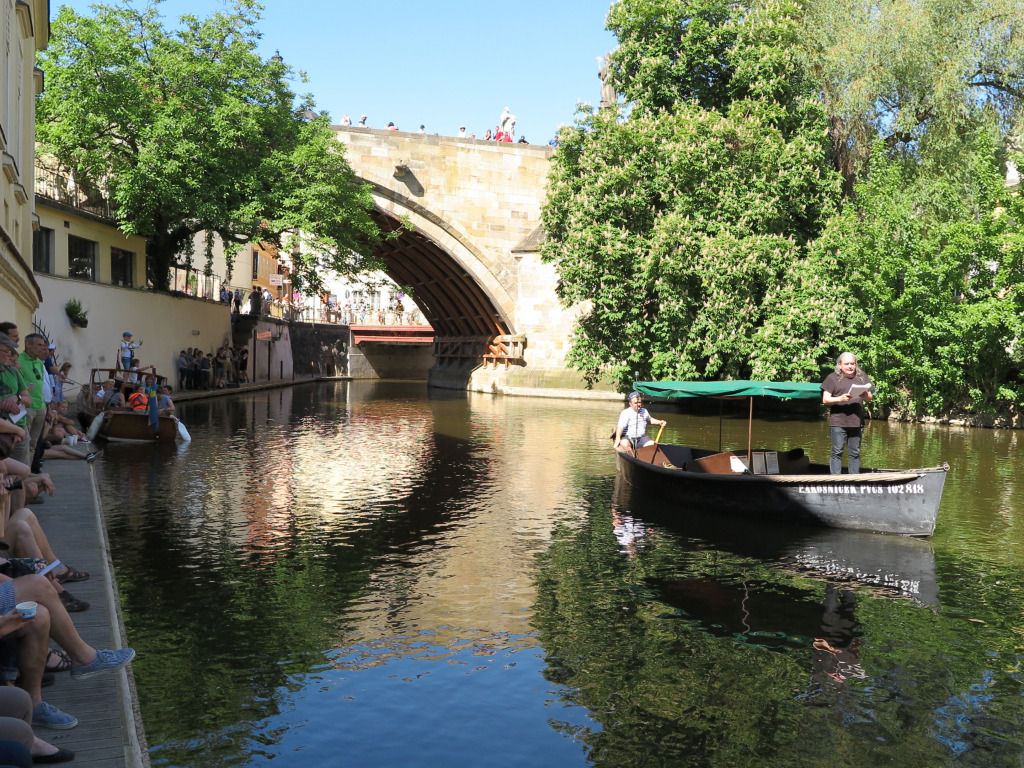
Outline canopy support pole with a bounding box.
[747,396,753,463]
[718,401,724,452]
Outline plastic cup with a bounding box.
[15,601,36,619]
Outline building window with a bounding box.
[33,228,54,274]
[110,247,134,287]
[67,235,97,281]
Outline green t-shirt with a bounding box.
[17,353,45,410]
[0,365,28,425]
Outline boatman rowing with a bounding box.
[614,391,667,451]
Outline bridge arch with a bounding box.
[367,183,515,338]
[333,126,582,390]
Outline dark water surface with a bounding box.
[94,381,1024,767]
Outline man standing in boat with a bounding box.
[821,352,874,474]
[614,391,667,451]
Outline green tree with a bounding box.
[36,0,380,293]
[797,0,1024,194]
[543,0,841,390]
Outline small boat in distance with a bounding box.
[616,381,948,536]
[78,368,187,442]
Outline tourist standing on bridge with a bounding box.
[357,114,368,127]
[340,114,351,126]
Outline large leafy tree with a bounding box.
[36,0,380,292]
[545,0,1024,417]
[543,0,841,390]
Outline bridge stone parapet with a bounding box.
[333,126,600,394]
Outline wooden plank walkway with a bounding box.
[29,459,147,768]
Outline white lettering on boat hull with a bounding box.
[797,483,925,495]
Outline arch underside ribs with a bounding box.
[370,211,511,340]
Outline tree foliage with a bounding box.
[36,0,380,293]
[544,0,1024,418]
[544,0,840,390]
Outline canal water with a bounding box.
[94,381,1024,767]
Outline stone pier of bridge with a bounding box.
[333,126,607,394]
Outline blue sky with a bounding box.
[55,0,618,143]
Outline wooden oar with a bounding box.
[651,423,666,463]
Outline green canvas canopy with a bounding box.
[633,380,822,400]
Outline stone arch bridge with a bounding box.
[333,126,586,393]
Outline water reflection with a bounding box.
[94,382,1024,767]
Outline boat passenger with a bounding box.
[158,386,175,417]
[127,391,148,412]
[820,352,874,474]
[614,391,667,451]
[93,380,125,410]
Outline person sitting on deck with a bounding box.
[46,402,86,444]
[1,459,91,611]
[614,391,667,451]
[0,685,75,762]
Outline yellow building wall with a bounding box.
[32,203,233,381]
[0,0,47,329]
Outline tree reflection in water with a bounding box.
[532,480,1024,768]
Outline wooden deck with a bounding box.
[30,459,147,768]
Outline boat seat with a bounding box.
[633,444,694,469]
[730,447,811,475]
[683,451,742,475]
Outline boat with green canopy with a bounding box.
[615,380,948,536]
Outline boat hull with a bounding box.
[615,446,946,536]
[92,411,179,442]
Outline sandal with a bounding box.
[56,565,89,584]
[58,591,89,613]
[45,649,71,673]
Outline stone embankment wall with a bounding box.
[289,322,349,377]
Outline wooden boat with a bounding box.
[613,476,939,605]
[616,381,948,536]
[77,368,187,443]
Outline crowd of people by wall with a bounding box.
[0,321,137,760]
[175,346,249,391]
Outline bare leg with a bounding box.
[10,576,95,667]
[7,510,58,563]
[13,603,50,706]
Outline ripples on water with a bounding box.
[95,382,1024,767]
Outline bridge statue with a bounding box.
[499,107,516,139]
[599,53,616,110]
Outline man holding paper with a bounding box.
[821,352,874,474]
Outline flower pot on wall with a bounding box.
[65,299,89,328]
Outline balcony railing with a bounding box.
[34,164,116,220]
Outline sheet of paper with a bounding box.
[765,452,780,474]
[848,383,872,398]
